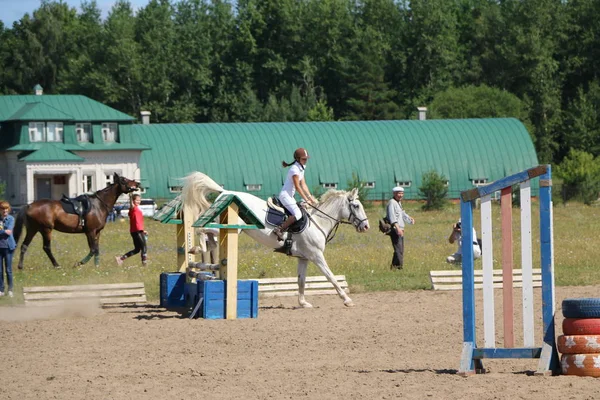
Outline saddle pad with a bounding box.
[265,208,309,234]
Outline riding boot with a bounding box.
[273,216,297,241]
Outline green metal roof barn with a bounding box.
[125,118,538,202]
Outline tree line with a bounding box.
[1,0,600,178]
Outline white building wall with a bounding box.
[4,150,142,205]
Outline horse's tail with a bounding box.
[13,205,27,244]
[182,172,224,219]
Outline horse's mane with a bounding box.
[182,172,224,218]
[315,189,349,215]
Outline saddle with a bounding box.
[266,196,309,256]
[60,194,91,227]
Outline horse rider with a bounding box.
[272,148,317,240]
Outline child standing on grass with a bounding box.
[115,194,148,266]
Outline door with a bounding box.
[35,178,52,200]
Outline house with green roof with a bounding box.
[0,88,539,206]
[0,86,150,205]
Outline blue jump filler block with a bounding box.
[187,280,259,319]
[160,272,187,308]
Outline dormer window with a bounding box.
[102,123,119,142]
[46,122,63,142]
[29,122,44,142]
[472,179,488,187]
[28,122,63,142]
[76,123,91,142]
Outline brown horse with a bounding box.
[13,173,141,269]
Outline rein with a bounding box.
[307,203,353,244]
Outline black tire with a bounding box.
[562,298,600,318]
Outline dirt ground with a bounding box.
[2,285,600,400]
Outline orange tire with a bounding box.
[561,354,600,377]
[563,318,600,335]
[558,335,600,354]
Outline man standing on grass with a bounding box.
[386,187,415,270]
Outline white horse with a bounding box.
[182,171,370,308]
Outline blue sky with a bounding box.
[0,0,151,27]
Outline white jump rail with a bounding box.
[430,269,542,291]
[257,275,348,297]
[22,282,146,306]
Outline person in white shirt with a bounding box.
[386,186,415,270]
[446,219,482,263]
[273,148,316,240]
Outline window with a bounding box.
[82,175,94,193]
[246,184,261,191]
[169,186,183,193]
[102,123,118,142]
[76,123,92,142]
[322,183,337,189]
[364,182,375,189]
[395,181,411,187]
[105,174,114,187]
[46,122,63,142]
[472,179,488,187]
[29,122,44,142]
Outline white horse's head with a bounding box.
[318,188,369,232]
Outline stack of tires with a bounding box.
[559,298,600,377]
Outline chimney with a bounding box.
[417,107,427,120]
[34,84,43,96]
[140,111,151,125]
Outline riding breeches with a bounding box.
[123,231,147,260]
[278,191,302,219]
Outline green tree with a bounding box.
[101,0,143,114]
[346,172,371,205]
[561,81,600,159]
[342,26,402,120]
[418,170,449,211]
[556,149,600,205]
[400,0,463,108]
[429,84,532,133]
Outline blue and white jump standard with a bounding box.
[458,165,559,376]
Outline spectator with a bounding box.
[386,187,415,270]
[0,201,16,297]
[447,219,482,263]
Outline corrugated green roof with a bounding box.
[8,102,74,121]
[7,142,150,151]
[19,145,84,162]
[125,118,538,201]
[0,95,135,122]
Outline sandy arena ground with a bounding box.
[2,285,600,400]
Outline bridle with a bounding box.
[307,197,368,243]
[94,177,139,213]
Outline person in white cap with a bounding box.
[386,186,415,270]
[446,219,481,263]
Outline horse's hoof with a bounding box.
[73,262,81,268]
[299,302,313,308]
[344,300,355,307]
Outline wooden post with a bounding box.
[501,186,514,348]
[219,203,239,319]
[179,204,195,274]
